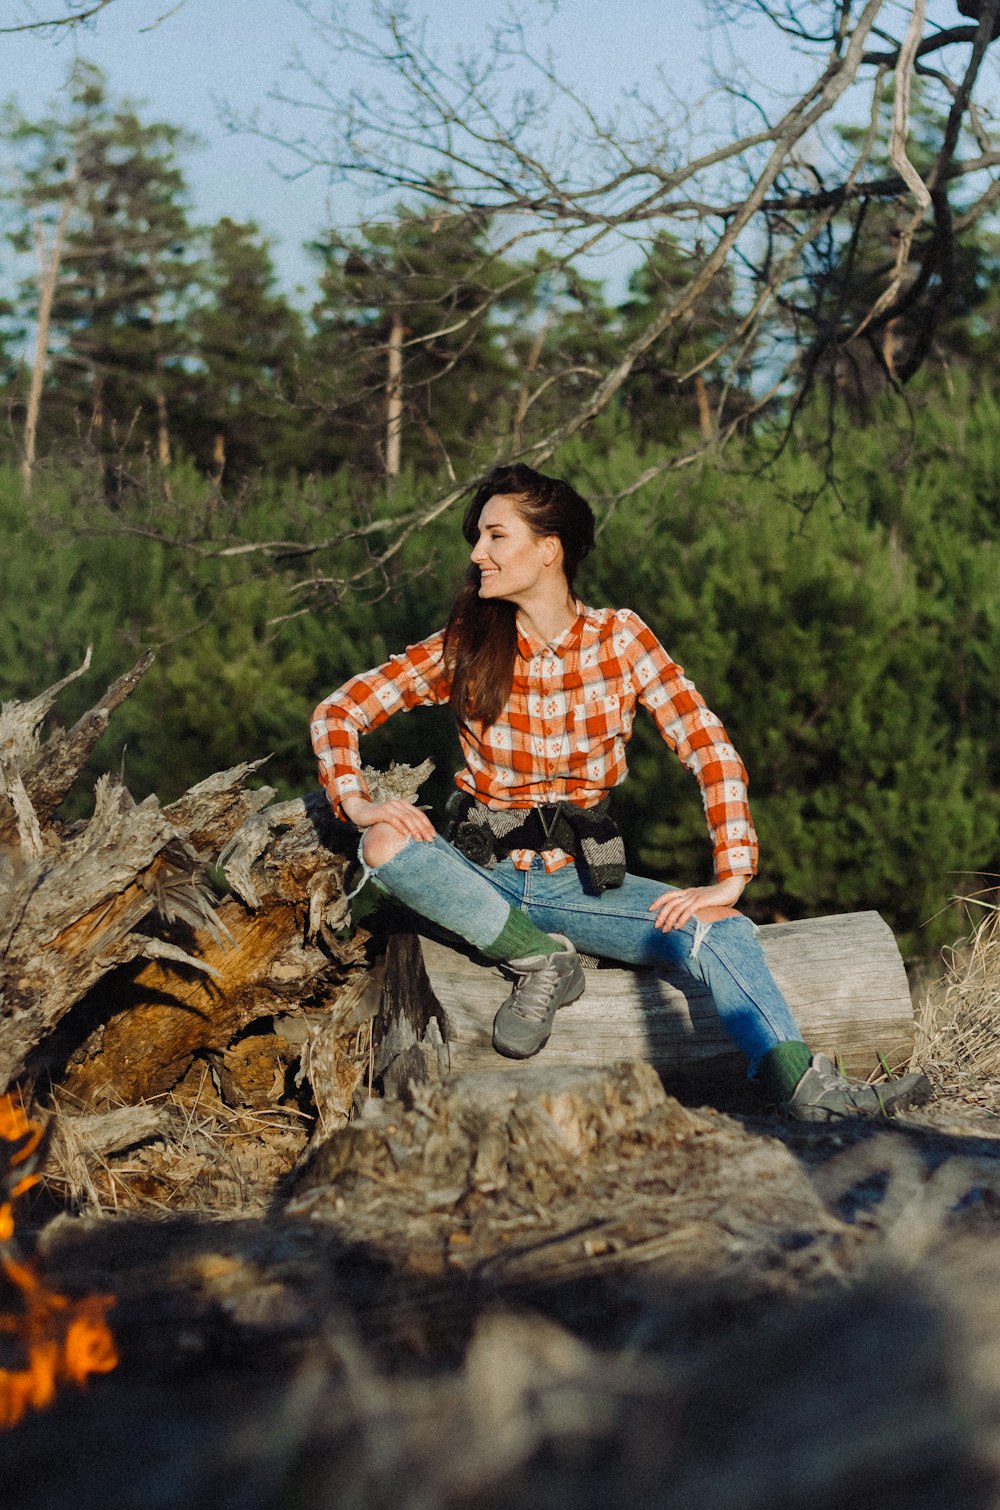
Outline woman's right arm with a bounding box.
[310,630,449,824]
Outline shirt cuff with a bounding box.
[322,774,368,824]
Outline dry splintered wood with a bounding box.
[376,911,917,1097]
[0,657,355,1101]
[55,768,428,1106]
[54,788,366,1106]
[0,648,155,849]
[0,772,229,1092]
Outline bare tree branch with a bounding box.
[0,0,117,33]
[222,0,1000,590]
[0,0,187,34]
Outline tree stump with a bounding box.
[375,912,917,1096]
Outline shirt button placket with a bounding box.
[543,653,556,779]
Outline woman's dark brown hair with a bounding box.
[444,463,595,727]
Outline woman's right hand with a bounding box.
[340,793,437,843]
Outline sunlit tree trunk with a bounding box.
[385,309,404,479]
[148,281,172,472]
[694,374,714,440]
[90,377,104,439]
[154,389,171,468]
[22,196,72,497]
[211,432,226,485]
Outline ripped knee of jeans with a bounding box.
[693,904,742,923]
[690,906,744,957]
[347,833,398,899]
[691,917,710,957]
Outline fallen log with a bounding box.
[374,912,917,1097]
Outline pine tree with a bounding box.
[5,61,202,478]
[616,234,742,445]
[180,217,305,479]
[304,204,539,477]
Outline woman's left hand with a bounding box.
[649,875,748,932]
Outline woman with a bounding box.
[311,464,929,1120]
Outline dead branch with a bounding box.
[223,0,1000,591]
[0,0,187,33]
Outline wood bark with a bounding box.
[0,657,358,1101]
[385,308,404,479]
[375,912,917,1095]
[57,789,363,1106]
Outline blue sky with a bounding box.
[1,0,805,300]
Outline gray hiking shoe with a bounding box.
[784,1053,932,1123]
[492,934,586,1059]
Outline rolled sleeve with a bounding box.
[624,613,758,879]
[310,631,451,819]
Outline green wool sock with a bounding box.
[756,1041,813,1102]
[481,907,566,963]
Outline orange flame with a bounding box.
[0,1094,118,1428]
[0,1094,44,1201]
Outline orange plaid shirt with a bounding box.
[310,603,758,880]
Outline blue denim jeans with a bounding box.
[357,834,804,1075]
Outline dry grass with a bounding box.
[914,899,1000,1095]
[40,1072,310,1219]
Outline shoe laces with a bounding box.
[809,1054,852,1092]
[807,1054,885,1109]
[508,959,564,1022]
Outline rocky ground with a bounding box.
[5,1053,1000,1510]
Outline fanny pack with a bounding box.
[444,790,626,893]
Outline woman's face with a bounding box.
[470,494,559,603]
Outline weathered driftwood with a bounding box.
[0,647,155,849]
[375,912,917,1096]
[59,788,361,1106]
[0,656,359,1103]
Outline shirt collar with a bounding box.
[516,600,588,659]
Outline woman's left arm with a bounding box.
[623,610,759,887]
